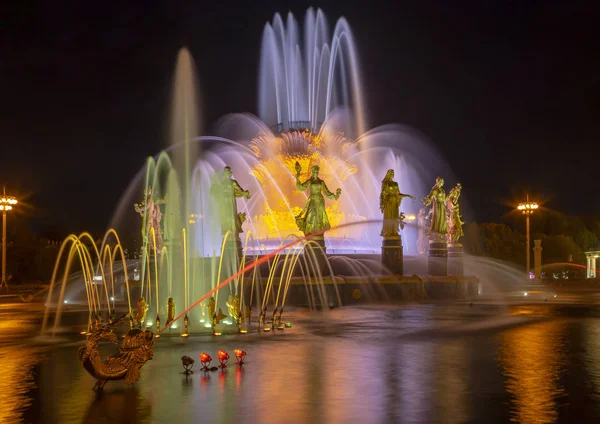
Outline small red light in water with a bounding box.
[217,349,229,368]
[234,349,247,365]
[200,352,212,371]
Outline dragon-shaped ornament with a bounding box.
[78,314,155,390]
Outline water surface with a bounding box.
[4,301,600,423]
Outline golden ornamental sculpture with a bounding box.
[379,169,414,237]
[166,297,176,326]
[78,314,155,390]
[421,177,448,240]
[294,161,341,235]
[446,183,464,243]
[210,166,251,236]
[134,187,166,251]
[226,295,249,332]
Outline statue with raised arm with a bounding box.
[134,187,166,252]
[210,166,251,235]
[421,177,448,238]
[294,162,341,235]
[380,169,414,237]
[446,183,464,243]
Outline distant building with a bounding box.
[585,249,600,278]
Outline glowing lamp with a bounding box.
[217,349,229,368]
[234,349,246,365]
[200,352,212,371]
[517,199,538,215]
[405,214,416,221]
[181,355,195,375]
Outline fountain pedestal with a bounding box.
[305,236,327,274]
[428,239,448,276]
[448,243,464,276]
[381,236,403,275]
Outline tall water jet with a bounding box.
[171,47,200,224]
[135,48,203,333]
[259,8,366,139]
[170,47,200,254]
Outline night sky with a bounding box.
[2,1,599,235]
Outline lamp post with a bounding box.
[517,195,538,278]
[0,189,18,289]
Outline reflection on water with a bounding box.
[80,389,152,424]
[398,342,433,423]
[584,320,600,405]
[432,340,469,423]
[0,306,41,423]
[499,317,567,423]
[4,303,600,423]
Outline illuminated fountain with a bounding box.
[41,8,486,340]
[204,8,452,253]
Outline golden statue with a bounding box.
[134,297,149,328]
[226,295,249,332]
[166,297,175,325]
[78,314,155,390]
[422,177,448,239]
[204,296,216,320]
[134,187,166,251]
[210,166,251,235]
[226,295,240,321]
[203,296,226,328]
[294,162,341,235]
[380,169,413,237]
[446,183,464,243]
[416,207,432,255]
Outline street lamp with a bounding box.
[517,195,538,277]
[0,189,18,289]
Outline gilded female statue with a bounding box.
[446,183,464,243]
[416,207,432,255]
[210,166,251,235]
[422,177,447,238]
[134,187,166,251]
[294,162,341,235]
[380,169,413,236]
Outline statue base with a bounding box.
[381,236,403,275]
[448,243,464,276]
[428,239,448,276]
[304,237,327,274]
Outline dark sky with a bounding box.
[2,0,599,235]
